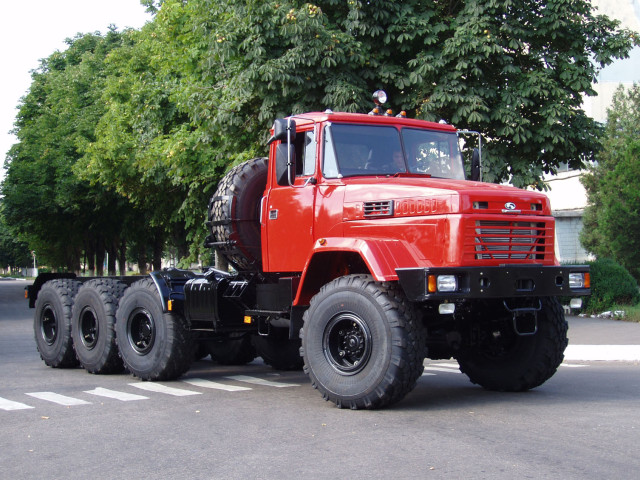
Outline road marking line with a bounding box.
[0,396,34,411]
[183,378,252,392]
[85,387,149,401]
[129,383,202,397]
[423,367,462,374]
[559,363,587,368]
[434,362,460,369]
[565,345,640,361]
[224,375,300,388]
[26,392,91,406]
[421,373,437,376]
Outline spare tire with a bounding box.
[208,157,268,271]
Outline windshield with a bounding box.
[323,124,465,180]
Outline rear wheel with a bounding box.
[71,279,126,374]
[115,278,194,380]
[206,333,257,365]
[34,279,81,368]
[253,327,303,371]
[301,275,425,409]
[456,297,568,391]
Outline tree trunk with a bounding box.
[152,233,163,271]
[96,236,105,276]
[86,234,96,276]
[118,239,127,276]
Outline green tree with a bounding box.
[0,204,32,273]
[581,84,640,280]
[141,0,636,189]
[110,0,632,262]
[1,30,134,273]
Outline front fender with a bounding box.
[293,237,422,305]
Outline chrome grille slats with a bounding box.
[470,219,548,261]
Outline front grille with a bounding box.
[363,200,394,217]
[469,220,549,261]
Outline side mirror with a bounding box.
[275,144,293,186]
[470,148,481,182]
[268,118,296,145]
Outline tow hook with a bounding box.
[503,299,542,336]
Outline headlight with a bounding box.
[437,275,458,292]
[428,274,458,293]
[569,273,589,289]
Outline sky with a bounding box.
[0,0,152,182]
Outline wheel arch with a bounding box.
[293,238,420,305]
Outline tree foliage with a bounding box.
[0,204,32,271]
[2,0,637,269]
[581,84,640,280]
[1,30,150,273]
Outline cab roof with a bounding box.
[287,111,458,133]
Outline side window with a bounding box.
[322,125,340,178]
[302,130,316,176]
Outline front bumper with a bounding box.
[396,265,590,302]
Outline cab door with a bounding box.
[263,129,318,273]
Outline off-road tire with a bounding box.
[71,279,127,374]
[206,333,257,365]
[115,278,194,380]
[456,297,568,391]
[34,279,82,368]
[208,157,268,271]
[253,328,304,371]
[300,275,426,410]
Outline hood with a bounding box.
[342,177,551,217]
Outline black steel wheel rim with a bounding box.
[127,308,156,355]
[79,307,99,350]
[40,304,57,346]
[323,313,372,375]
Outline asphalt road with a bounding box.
[1,279,639,479]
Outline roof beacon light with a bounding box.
[372,90,388,106]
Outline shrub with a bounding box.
[583,258,640,312]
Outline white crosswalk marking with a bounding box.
[565,345,640,361]
[0,396,34,411]
[225,375,300,388]
[26,392,91,406]
[85,387,149,401]
[435,363,461,369]
[423,367,462,374]
[183,378,252,392]
[129,383,202,397]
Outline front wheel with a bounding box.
[301,275,425,410]
[115,278,194,380]
[456,297,568,392]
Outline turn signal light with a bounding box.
[428,275,437,293]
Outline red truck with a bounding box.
[28,92,590,409]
